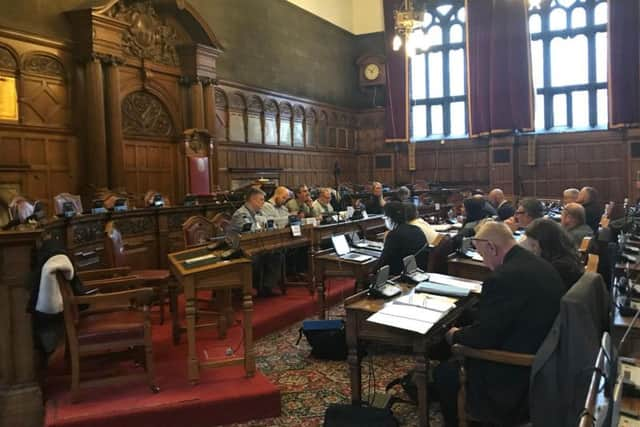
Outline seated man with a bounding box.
[230,188,280,297]
[576,186,602,233]
[562,188,579,206]
[504,198,544,232]
[364,181,386,215]
[261,186,291,225]
[472,190,497,218]
[434,222,564,426]
[286,184,313,218]
[488,188,515,221]
[393,186,411,203]
[561,202,594,247]
[311,187,335,218]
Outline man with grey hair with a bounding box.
[434,221,564,426]
[561,202,593,247]
[311,187,334,217]
[562,188,579,206]
[365,181,386,215]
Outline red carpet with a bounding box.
[44,278,356,427]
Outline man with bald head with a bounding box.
[488,188,515,220]
[561,202,593,247]
[261,186,291,224]
[576,186,601,232]
[562,188,579,206]
[434,221,564,426]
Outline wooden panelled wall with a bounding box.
[355,109,640,203]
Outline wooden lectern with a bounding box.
[167,246,254,383]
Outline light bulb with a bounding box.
[392,34,402,51]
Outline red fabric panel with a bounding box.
[188,156,210,195]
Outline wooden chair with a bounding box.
[586,253,599,273]
[577,333,612,427]
[103,221,173,324]
[452,272,609,426]
[182,215,219,248]
[57,272,158,403]
[427,234,454,274]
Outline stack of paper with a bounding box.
[367,304,442,334]
[394,293,456,313]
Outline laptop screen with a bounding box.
[331,234,351,256]
[375,265,390,288]
[403,255,417,274]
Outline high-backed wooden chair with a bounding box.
[586,253,599,273]
[103,221,173,324]
[57,272,158,403]
[182,215,218,248]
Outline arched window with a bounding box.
[410,1,466,139]
[529,0,608,130]
[0,46,19,122]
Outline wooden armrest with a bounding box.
[83,276,145,292]
[73,287,154,306]
[451,344,535,367]
[77,267,132,281]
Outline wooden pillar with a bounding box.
[0,230,44,427]
[203,79,216,135]
[103,56,125,190]
[84,56,109,192]
[190,79,205,129]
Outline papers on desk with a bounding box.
[464,250,484,262]
[619,415,640,427]
[394,293,457,312]
[423,273,482,293]
[432,223,463,232]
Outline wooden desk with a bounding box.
[314,250,379,318]
[345,284,478,427]
[447,256,491,282]
[168,248,254,383]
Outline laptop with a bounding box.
[331,234,372,262]
[402,255,430,283]
[369,265,401,298]
[350,231,384,251]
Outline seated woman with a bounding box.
[406,204,438,245]
[521,218,584,290]
[377,202,427,275]
[459,197,489,237]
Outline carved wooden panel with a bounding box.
[0,46,17,71]
[122,91,174,137]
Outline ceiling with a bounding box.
[286,0,384,35]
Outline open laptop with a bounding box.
[402,255,430,283]
[369,265,401,298]
[331,234,372,262]
[350,231,384,251]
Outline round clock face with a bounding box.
[364,63,381,81]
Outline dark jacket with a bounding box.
[482,200,497,218]
[550,257,585,290]
[497,200,516,221]
[581,201,601,233]
[365,196,384,215]
[530,272,609,427]
[452,245,565,425]
[376,224,427,275]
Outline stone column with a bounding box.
[84,55,109,192]
[190,78,205,129]
[203,78,217,135]
[103,56,125,190]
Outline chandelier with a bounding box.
[392,0,424,56]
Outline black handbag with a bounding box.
[323,404,398,427]
[296,319,347,360]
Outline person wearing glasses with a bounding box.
[311,188,334,218]
[433,221,564,427]
[560,203,594,247]
[504,198,544,232]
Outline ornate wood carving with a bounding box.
[122,91,174,137]
[106,0,181,67]
[114,216,155,235]
[23,54,65,78]
[0,47,17,71]
[72,221,104,245]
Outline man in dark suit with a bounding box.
[488,188,515,221]
[434,221,564,426]
[577,186,602,233]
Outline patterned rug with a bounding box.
[222,305,444,427]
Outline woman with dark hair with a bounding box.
[522,218,584,289]
[459,197,488,237]
[377,202,427,275]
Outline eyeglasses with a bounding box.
[470,238,490,249]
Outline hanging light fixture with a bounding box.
[392,0,424,56]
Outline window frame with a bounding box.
[409,0,467,141]
[529,0,608,130]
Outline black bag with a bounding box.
[385,369,418,403]
[296,319,347,360]
[323,404,398,427]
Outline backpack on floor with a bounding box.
[296,319,347,360]
[323,404,398,427]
